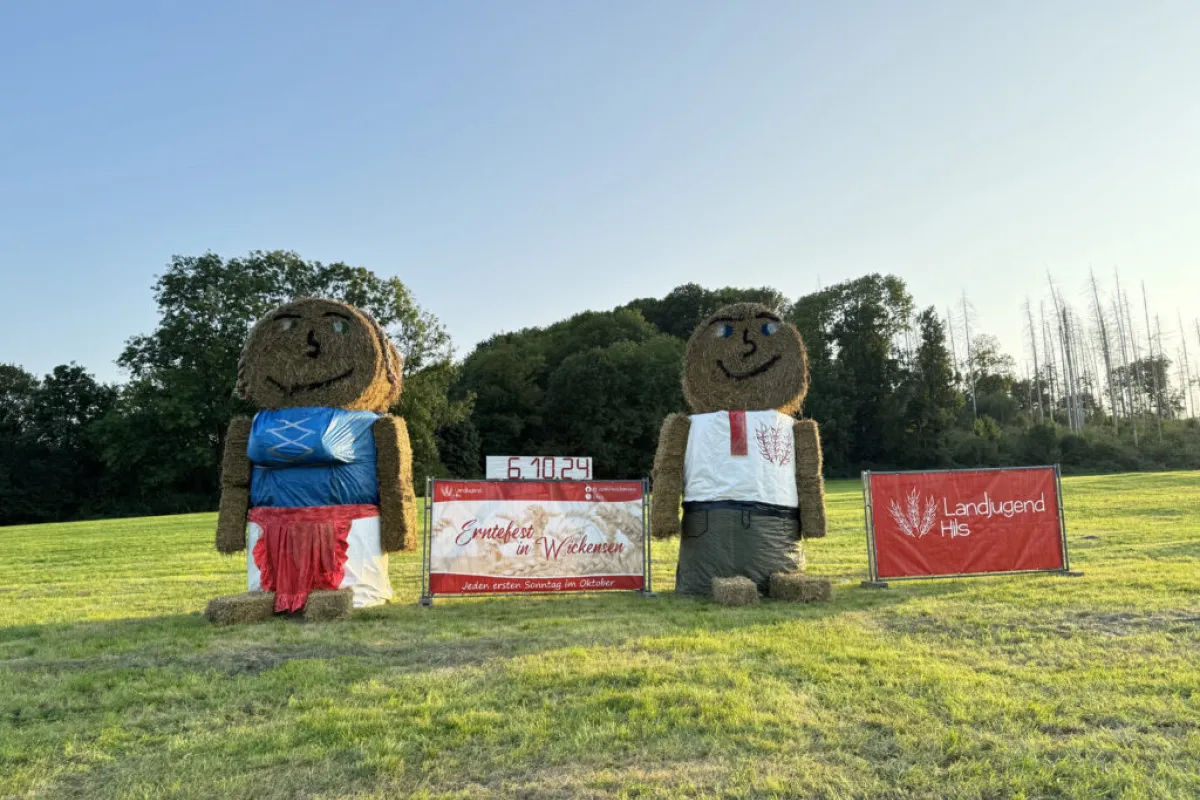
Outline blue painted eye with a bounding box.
[331,319,349,334]
[715,324,734,339]
[761,322,779,336]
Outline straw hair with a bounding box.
[768,573,832,603]
[204,592,276,625]
[236,298,402,412]
[650,413,690,539]
[711,576,760,606]
[682,303,808,415]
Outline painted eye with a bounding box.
[761,322,779,336]
[331,319,350,334]
[715,324,734,339]
[278,318,295,331]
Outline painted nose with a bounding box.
[306,329,322,358]
[742,328,757,357]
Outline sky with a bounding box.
[2,1,1199,383]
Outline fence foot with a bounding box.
[1061,571,1084,578]
[638,590,659,599]
[418,596,434,607]
[860,580,889,589]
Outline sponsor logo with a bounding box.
[888,487,1048,540]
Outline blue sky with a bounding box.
[2,1,1198,382]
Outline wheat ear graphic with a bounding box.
[888,488,937,537]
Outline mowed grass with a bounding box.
[2,474,1199,799]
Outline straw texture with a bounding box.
[682,303,808,415]
[650,413,690,539]
[374,415,418,551]
[794,418,827,539]
[711,576,760,606]
[768,573,833,603]
[216,416,253,554]
[204,591,276,625]
[303,588,353,621]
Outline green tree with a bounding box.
[903,308,962,465]
[789,274,914,472]
[544,336,685,477]
[626,283,788,339]
[108,250,453,511]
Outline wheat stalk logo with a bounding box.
[888,488,937,538]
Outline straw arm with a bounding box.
[375,414,418,551]
[650,413,690,539]
[215,416,253,554]
[793,418,827,539]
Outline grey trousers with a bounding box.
[676,507,803,596]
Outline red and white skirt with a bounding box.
[246,504,392,612]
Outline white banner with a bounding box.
[427,480,645,595]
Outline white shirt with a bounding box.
[683,410,798,507]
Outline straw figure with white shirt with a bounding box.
[651,303,830,602]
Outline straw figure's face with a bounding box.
[682,303,808,415]
[238,298,402,412]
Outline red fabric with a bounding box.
[868,468,1064,579]
[429,573,644,594]
[249,504,377,612]
[728,410,748,456]
[433,481,643,503]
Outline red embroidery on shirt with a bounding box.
[729,411,748,456]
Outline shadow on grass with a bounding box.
[0,579,977,680]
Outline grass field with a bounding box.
[2,473,1199,799]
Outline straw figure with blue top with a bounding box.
[204,298,418,623]
[651,303,831,604]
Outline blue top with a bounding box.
[248,407,381,508]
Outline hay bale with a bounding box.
[204,592,277,625]
[794,418,827,539]
[711,576,760,606]
[304,587,353,621]
[650,413,691,539]
[682,303,808,415]
[236,297,402,412]
[768,573,833,603]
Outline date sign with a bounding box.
[485,456,593,481]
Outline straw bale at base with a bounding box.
[768,573,833,603]
[712,576,760,606]
[304,587,353,621]
[204,591,276,625]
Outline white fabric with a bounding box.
[683,410,798,507]
[246,514,393,608]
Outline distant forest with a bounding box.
[3,251,1198,526]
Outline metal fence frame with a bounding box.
[419,477,655,605]
[861,464,1082,588]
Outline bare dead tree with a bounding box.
[1179,313,1195,419]
[962,291,978,419]
[1142,282,1163,440]
[1048,274,1082,432]
[1025,299,1044,424]
[1089,271,1118,433]
[1041,303,1060,426]
[1111,274,1137,446]
[945,305,960,387]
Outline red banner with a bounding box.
[866,467,1065,579]
[427,480,646,596]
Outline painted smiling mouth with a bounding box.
[717,356,781,380]
[267,368,355,396]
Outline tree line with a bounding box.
[3,251,1198,526]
